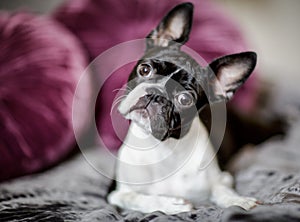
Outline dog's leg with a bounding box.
[210,172,258,210]
[108,189,193,214]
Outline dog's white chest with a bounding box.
[116,117,213,200]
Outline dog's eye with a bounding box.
[175,92,194,107]
[137,63,153,77]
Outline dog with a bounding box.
[108,2,258,214]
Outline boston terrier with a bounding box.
[108,2,258,214]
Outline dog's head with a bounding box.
[119,2,257,141]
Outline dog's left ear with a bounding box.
[209,52,257,101]
[147,3,193,49]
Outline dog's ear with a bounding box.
[146,3,193,49]
[208,52,257,101]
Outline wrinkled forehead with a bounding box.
[142,47,203,76]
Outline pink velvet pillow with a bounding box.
[55,0,258,150]
[0,12,90,181]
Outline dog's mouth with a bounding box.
[122,94,171,140]
[124,94,153,134]
[126,108,152,134]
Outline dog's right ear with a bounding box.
[146,2,193,49]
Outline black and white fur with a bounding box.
[108,2,258,214]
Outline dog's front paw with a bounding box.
[226,196,258,210]
[159,197,193,214]
[211,184,259,211]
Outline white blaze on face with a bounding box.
[118,79,169,133]
[118,82,156,134]
[118,77,173,116]
[118,82,148,116]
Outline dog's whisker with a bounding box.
[111,95,128,114]
[113,94,128,104]
[112,87,129,93]
[111,98,127,110]
[113,85,133,92]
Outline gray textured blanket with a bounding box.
[1,122,300,222]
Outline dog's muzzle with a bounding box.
[126,93,173,141]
